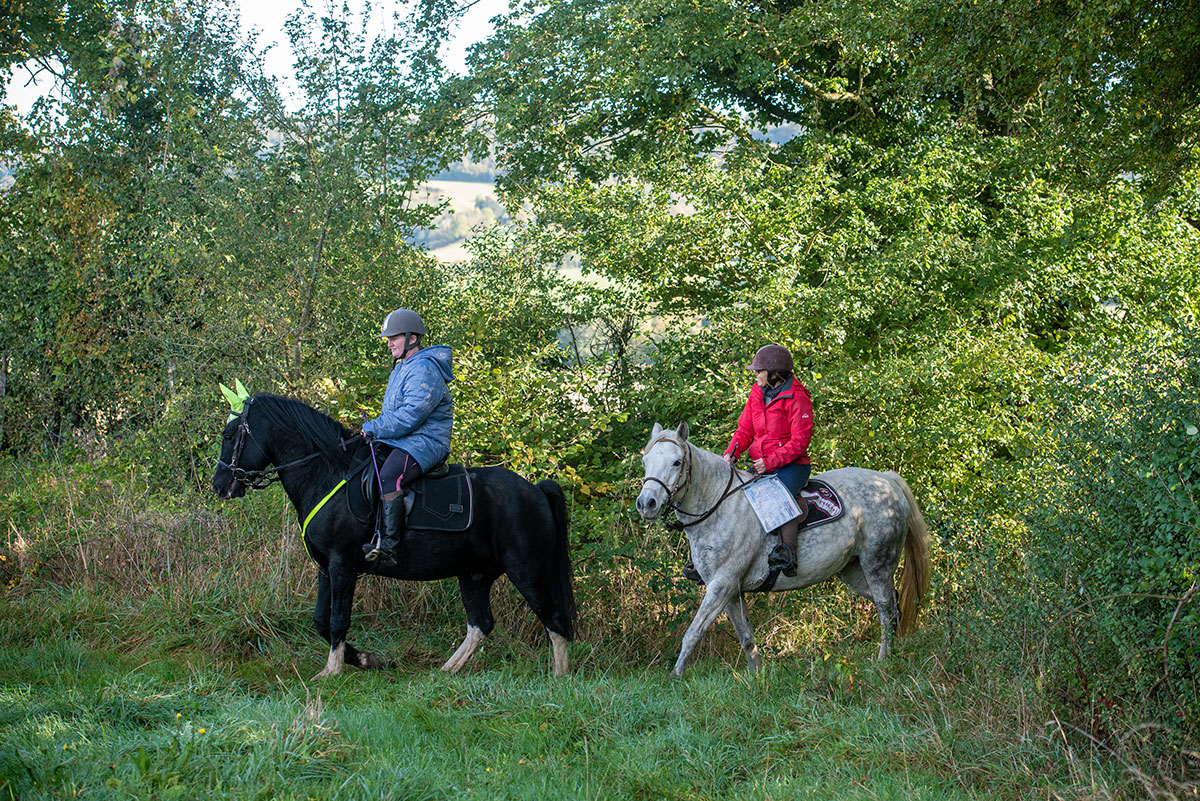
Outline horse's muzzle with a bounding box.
[635,488,664,520]
[212,473,245,499]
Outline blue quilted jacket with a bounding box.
[361,345,453,471]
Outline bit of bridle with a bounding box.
[641,436,756,531]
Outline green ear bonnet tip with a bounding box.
[220,380,252,422]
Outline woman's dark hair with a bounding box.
[767,370,793,388]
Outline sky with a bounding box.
[3,0,510,115]
[239,0,509,82]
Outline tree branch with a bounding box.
[794,76,874,117]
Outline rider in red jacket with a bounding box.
[723,343,813,577]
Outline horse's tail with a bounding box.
[886,471,932,637]
[538,479,577,641]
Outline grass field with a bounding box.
[0,583,1118,801]
[0,458,1160,801]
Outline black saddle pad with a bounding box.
[799,478,844,529]
[407,465,474,532]
[344,455,472,532]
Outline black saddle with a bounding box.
[346,457,474,533]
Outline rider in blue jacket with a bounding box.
[361,308,453,568]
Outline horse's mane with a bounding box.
[251,394,354,457]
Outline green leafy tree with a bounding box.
[451,0,1200,741]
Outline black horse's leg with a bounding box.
[314,554,359,678]
[442,573,498,673]
[506,559,574,676]
[314,568,331,643]
[312,563,384,674]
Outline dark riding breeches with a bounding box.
[770,462,811,495]
[378,447,423,495]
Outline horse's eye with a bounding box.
[672,460,681,467]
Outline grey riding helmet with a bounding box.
[378,308,426,338]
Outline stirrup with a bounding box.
[768,543,796,576]
[363,530,382,561]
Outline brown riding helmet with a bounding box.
[748,344,794,372]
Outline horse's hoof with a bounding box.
[357,651,385,669]
[669,670,684,680]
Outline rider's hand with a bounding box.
[752,457,766,473]
[723,453,734,466]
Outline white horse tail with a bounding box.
[885,471,932,637]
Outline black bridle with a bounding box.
[216,400,359,491]
[641,436,757,531]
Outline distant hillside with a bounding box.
[433,154,496,183]
[408,179,507,262]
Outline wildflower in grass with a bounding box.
[198,728,206,734]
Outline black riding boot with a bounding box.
[364,491,405,569]
[767,520,799,577]
[767,499,807,577]
[682,559,704,585]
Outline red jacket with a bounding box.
[724,379,813,472]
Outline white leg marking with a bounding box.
[314,642,345,679]
[441,625,485,673]
[358,650,384,669]
[548,630,570,677]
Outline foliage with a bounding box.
[0,1,465,478]
[1024,325,1200,743]
[449,0,1200,776]
[2,0,1200,789]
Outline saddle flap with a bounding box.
[344,456,378,524]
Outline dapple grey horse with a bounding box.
[636,422,931,677]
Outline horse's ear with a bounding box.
[220,380,252,422]
[649,422,663,443]
[677,421,689,441]
[220,382,243,411]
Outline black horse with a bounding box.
[211,394,576,677]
